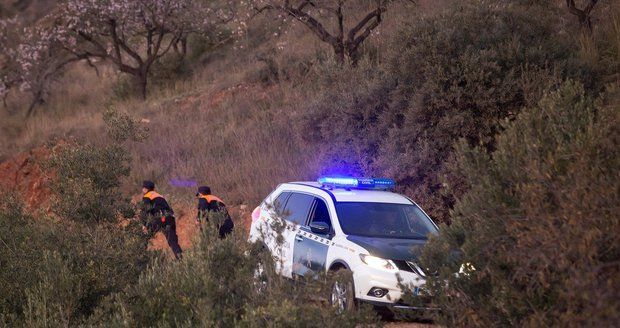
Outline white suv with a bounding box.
[248,177,439,311]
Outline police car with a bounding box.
[248,177,439,311]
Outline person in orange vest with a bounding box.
[195,185,234,238]
[140,180,183,259]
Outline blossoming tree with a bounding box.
[0,18,21,107]
[58,0,231,99]
[1,19,82,115]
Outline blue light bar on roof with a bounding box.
[317,176,396,190]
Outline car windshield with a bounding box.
[335,202,438,239]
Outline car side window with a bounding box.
[272,191,291,213]
[282,192,314,225]
[309,198,332,230]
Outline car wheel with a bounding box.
[252,244,270,295]
[330,269,356,314]
[253,260,268,294]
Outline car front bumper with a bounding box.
[353,267,431,305]
[363,299,440,311]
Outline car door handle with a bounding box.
[295,235,304,242]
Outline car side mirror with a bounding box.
[309,221,330,235]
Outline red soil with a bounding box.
[0,145,58,213]
[0,143,253,257]
[148,203,253,255]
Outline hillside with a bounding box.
[0,0,618,327]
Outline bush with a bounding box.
[50,108,143,223]
[50,144,131,223]
[150,52,192,88]
[420,81,620,326]
[0,194,149,326]
[111,75,137,101]
[103,107,149,143]
[301,1,596,223]
[90,215,380,327]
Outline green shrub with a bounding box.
[91,214,380,327]
[23,252,84,327]
[0,194,149,326]
[301,1,596,223]
[420,81,619,326]
[150,52,192,88]
[50,144,131,223]
[49,108,143,223]
[103,107,149,143]
[111,75,136,101]
[187,30,233,64]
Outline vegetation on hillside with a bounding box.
[421,82,619,326]
[0,194,150,326]
[301,2,601,222]
[0,0,618,326]
[90,217,379,327]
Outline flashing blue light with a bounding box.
[318,177,359,186]
[317,176,396,190]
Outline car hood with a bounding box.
[346,235,426,261]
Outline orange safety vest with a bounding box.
[198,194,225,205]
[143,191,164,201]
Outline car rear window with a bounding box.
[335,202,438,239]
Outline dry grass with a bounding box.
[0,1,455,207]
[124,82,319,207]
[0,63,115,156]
[1,9,334,207]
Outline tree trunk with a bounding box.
[180,37,187,58]
[566,0,598,33]
[347,47,361,66]
[136,72,148,99]
[26,90,43,117]
[173,36,188,59]
[580,15,593,32]
[334,43,345,64]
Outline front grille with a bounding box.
[393,259,415,273]
[392,260,434,277]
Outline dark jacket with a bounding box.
[142,191,175,232]
[197,194,234,238]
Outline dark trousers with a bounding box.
[163,223,183,260]
[197,215,234,239]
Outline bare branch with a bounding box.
[347,5,383,43]
[256,2,338,46]
[109,19,144,65]
[252,0,402,64]
[348,9,382,53]
[566,0,599,31]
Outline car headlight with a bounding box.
[457,262,476,277]
[360,254,397,272]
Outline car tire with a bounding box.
[252,243,270,295]
[329,269,356,314]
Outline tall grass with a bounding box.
[126,82,318,206]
